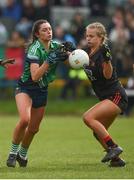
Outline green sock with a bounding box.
[10,142,19,154]
[19,145,28,159]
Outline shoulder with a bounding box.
[100,43,112,60]
[100,44,111,53]
[28,41,41,54]
[27,41,41,60]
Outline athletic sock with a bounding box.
[10,142,19,154]
[103,135,117,148]
[19,145,28,160]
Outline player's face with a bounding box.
[37,22,52,42]
[86,28,102,49]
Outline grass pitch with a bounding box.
[0,115,134,179]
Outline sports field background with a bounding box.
[0,93,134,179]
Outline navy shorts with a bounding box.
[15,86,48,108]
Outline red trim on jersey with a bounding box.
[113,92,121,105]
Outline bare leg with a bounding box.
[21,107,45,148]
[83,99,123,163]
[13,93,32,144]
[83,99,121,148]
[93,113,117,150]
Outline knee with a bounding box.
[83,112,92,125]
[19,118,29,129]
[27,126,39,135]
[83,113,95,129]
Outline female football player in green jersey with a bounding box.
[6,19,70,167]
[82,22,128,167]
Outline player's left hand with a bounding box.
[0,58,15,68]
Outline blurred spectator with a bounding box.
[70,12,87,44]
[54,24,76,94]
[59,68,81,100]
[15,17,32,39]
[54,24,76,44]
[0,0,8,7]
[108,3,134,78]
[122,53,134,76]
[108,6,125,33]
[6,30,25,48]
[0,6,2,16]
[1,0,22,22]
[108,6,131,77]
[35,0,51,21]
[59,68,89,100]
[0,22,8,46]
[125,74,134,116]
[109,24,129,46]
[67,0,81,6]
[125,10,134,44]
[112,46,134,77]
[52,0,62,6]
[53,25,65,43]
[21,0,36,21]
[81,0,89,6]
[89,0,108,16]
[125,0,134,13]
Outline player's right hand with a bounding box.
[46,49,68,65]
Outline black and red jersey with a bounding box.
[83,44,123,99]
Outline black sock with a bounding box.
[103,135,117,148]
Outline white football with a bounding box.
[69,49,89,69]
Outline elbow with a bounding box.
[105,76,112,80]
[103,63,113,79]
[31,75,39,82]
[104,73,112,79]
[103,68,113,79]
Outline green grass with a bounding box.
[0,115,134,179]
[0,96,99,115]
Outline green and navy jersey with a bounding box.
[18,40,60,88]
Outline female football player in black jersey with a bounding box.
[82,22,128,167]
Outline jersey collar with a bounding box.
[37,40,55,51]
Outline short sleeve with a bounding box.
[101,44,112,62]
[27,46,40,64]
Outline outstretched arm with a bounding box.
[0,58,15,68]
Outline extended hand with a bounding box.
[46,49,68,65]
[0,58,15,67]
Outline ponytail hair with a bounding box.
[26,19,49,50]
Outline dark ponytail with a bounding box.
[26,19,49,50]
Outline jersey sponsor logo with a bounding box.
[83,67,97,81]
[106,51,111,57]
[50,52,57,58]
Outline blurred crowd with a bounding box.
[0,0,134,102]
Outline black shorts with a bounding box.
[15,86,48,108]
[100,87,128,114]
